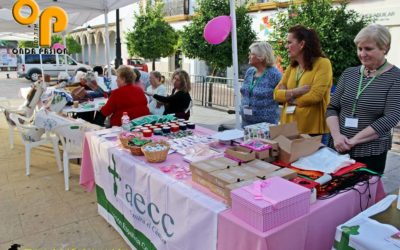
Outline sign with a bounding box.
[354,6,400,26]
[12,0,68,47]
[88,134,226,250]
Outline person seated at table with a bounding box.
[326,24,400,174]
[147,71,167,115]
[94,65,149,127]
[133,68,145,91]
[146,69,192,120]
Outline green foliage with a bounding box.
[19,35,81,54]
[270,0,372,83]
[52,35,82,54]
[18,40,35,48]
[126,0,179,63]
[0,40,10,47]
[181,0,256,73]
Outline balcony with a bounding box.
[162,0,189,16]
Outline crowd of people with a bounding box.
[242,23,400,174]
[60,23,399,174]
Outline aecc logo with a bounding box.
[12,0,68,47]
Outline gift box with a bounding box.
[231,176,310,232]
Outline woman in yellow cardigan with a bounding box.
[274,25,333,140]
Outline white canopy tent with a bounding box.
[2,0,138,77]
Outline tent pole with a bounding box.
[63,33,68,74]
[230,0,241,129]
[104,8,111,78]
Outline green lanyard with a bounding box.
[249,69,268,97]
[295,67,305,87]
[351,61,388,116]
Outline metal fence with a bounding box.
[160,72,243,111]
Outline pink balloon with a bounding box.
[52,43,65,50]
[203,15,232,45]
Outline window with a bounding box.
[42,55,56,64]
[25,54,41,64]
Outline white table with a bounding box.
[62,97,107,114]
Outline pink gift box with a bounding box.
[231,176,310,232]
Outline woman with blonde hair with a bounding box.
[146,69,192,120]
[95,66,149,126]
[240,41,282,127]
[326,24,400,174]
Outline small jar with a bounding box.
[170,125,179,133]
[162,126,171,134]
[187,123,195,129]
[143,130,153,137]
[153,128,162,135]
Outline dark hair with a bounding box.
[133,68,141,82]
[288,25,325,70]
[93,66,103,76]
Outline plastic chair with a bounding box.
[9,113,62,176]
[53,122,95,191]
[0,81,47,149]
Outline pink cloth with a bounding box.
[79,135,95,192]
[217,177,386,250]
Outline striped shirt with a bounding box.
[326,65,400,157]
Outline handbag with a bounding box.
[71,86,87,101]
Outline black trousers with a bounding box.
[353,151,388,174]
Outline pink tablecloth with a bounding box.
[217,178,385,250]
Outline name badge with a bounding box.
[243,107,253,116]
[345,117,358,128]
[286,105,296,114]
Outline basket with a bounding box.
[119,132,141,149]
[128,144,144,156]
[141,141,170,163]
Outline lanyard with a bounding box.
[249,69,268,97]
[351,61,387,116]
[295,67,305,87]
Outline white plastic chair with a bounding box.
[9,113,62,176]
[53,122,95,191]
[0,81,46,149]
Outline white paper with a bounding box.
[211,129,244,141]
[96,76,108,92]
[345,117,359,128]
[286,105,296,114]
[110,75,118,90]
[243,108,253,116]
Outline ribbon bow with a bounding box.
[244,180,278,208]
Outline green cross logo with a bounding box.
[108,154,121,197]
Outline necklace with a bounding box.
[364,60,387,78]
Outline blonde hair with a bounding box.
[249,41,275,67]
[354,24,391,54]
[172,69,191,92]
[116,66,136,84]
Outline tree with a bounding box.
[181,0,256,75]
[52,35,82,54]
[126,0,179,70]
[18,35,81,54]
[270,0,372,83]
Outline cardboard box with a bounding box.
[259,139,279,157]
[269,123,322,163]
[192,173,256,205]
[238,143,271,160]
[210,167,256,187]
[189,157,239,180]
[244,160,281,177]
[267,167,297,180]
[225,146,256,162]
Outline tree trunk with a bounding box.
[207,67,216,107]
[152,59,155,71]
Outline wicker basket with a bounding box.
[141,141,170,163]
[119,132,142,149]
[128,144,144,156]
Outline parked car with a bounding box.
[17,53,91,82]
[126,58,148,72]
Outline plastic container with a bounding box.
[121,112,130,131]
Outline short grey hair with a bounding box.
[354,24,391,54]
[249,41,275,67]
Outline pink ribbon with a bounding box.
[244,180,278,208]
[159,164,192,179]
